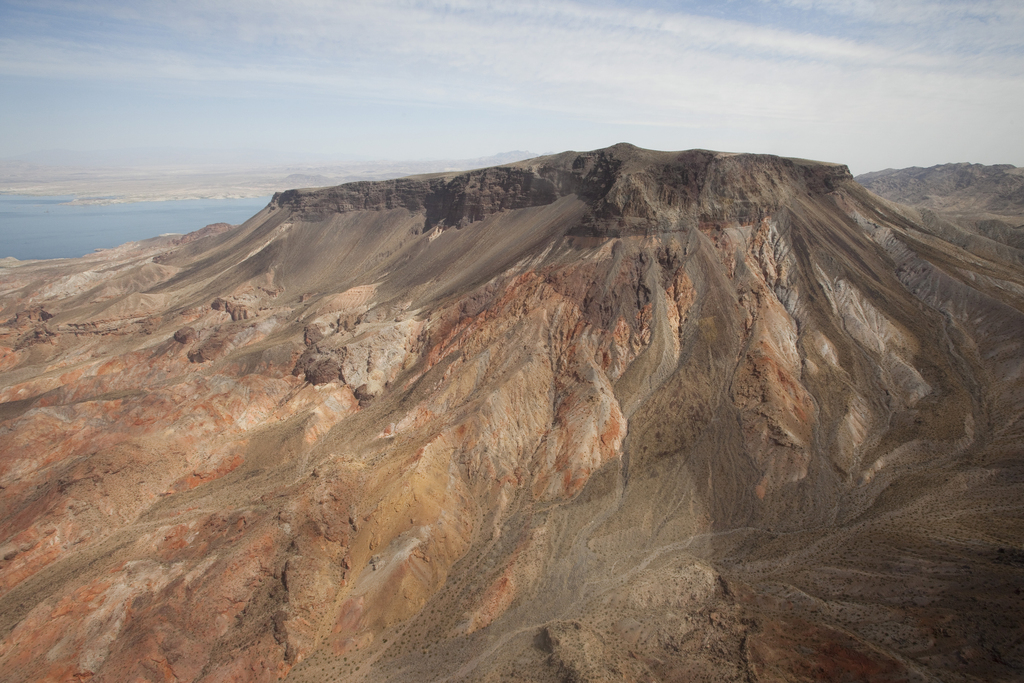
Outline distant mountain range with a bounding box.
[3,148,539,171]
[856,162,1024,218]
[0,151,540,204]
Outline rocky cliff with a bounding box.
[0,144,1021,682]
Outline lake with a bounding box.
[0,195,274,260]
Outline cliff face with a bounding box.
[0,144,1022,683]
[271,146,853,236]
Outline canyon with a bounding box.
[0,144,1022,682]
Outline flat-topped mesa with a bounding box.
[268,144,854,236]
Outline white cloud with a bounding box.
[0,0,1021,170]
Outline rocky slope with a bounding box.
[857,163,1024,252]
[0,144,1022,682]
[856,162,1024,217]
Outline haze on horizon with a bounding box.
[1,0,1022,175]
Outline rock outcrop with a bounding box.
[173,325,199,344]
[171,222,236,246]
[0,144,1021,683]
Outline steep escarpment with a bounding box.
[270,145,852,238]
[270,167,560,231]
[0,145,1021,683]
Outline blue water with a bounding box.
[0,195,273,260]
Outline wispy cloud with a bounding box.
[0,0,1021,170]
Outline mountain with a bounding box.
[856,162,1024,253]
[856,162,1024,217]
[0,144,1022,682]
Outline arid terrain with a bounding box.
[857,163,1024,245]
[0,144,1022,682]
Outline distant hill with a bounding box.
[0,151,540,203]
[856,162,1024,217]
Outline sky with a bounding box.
[1,0,1022,174]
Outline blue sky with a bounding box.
[1,0,1021,173]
